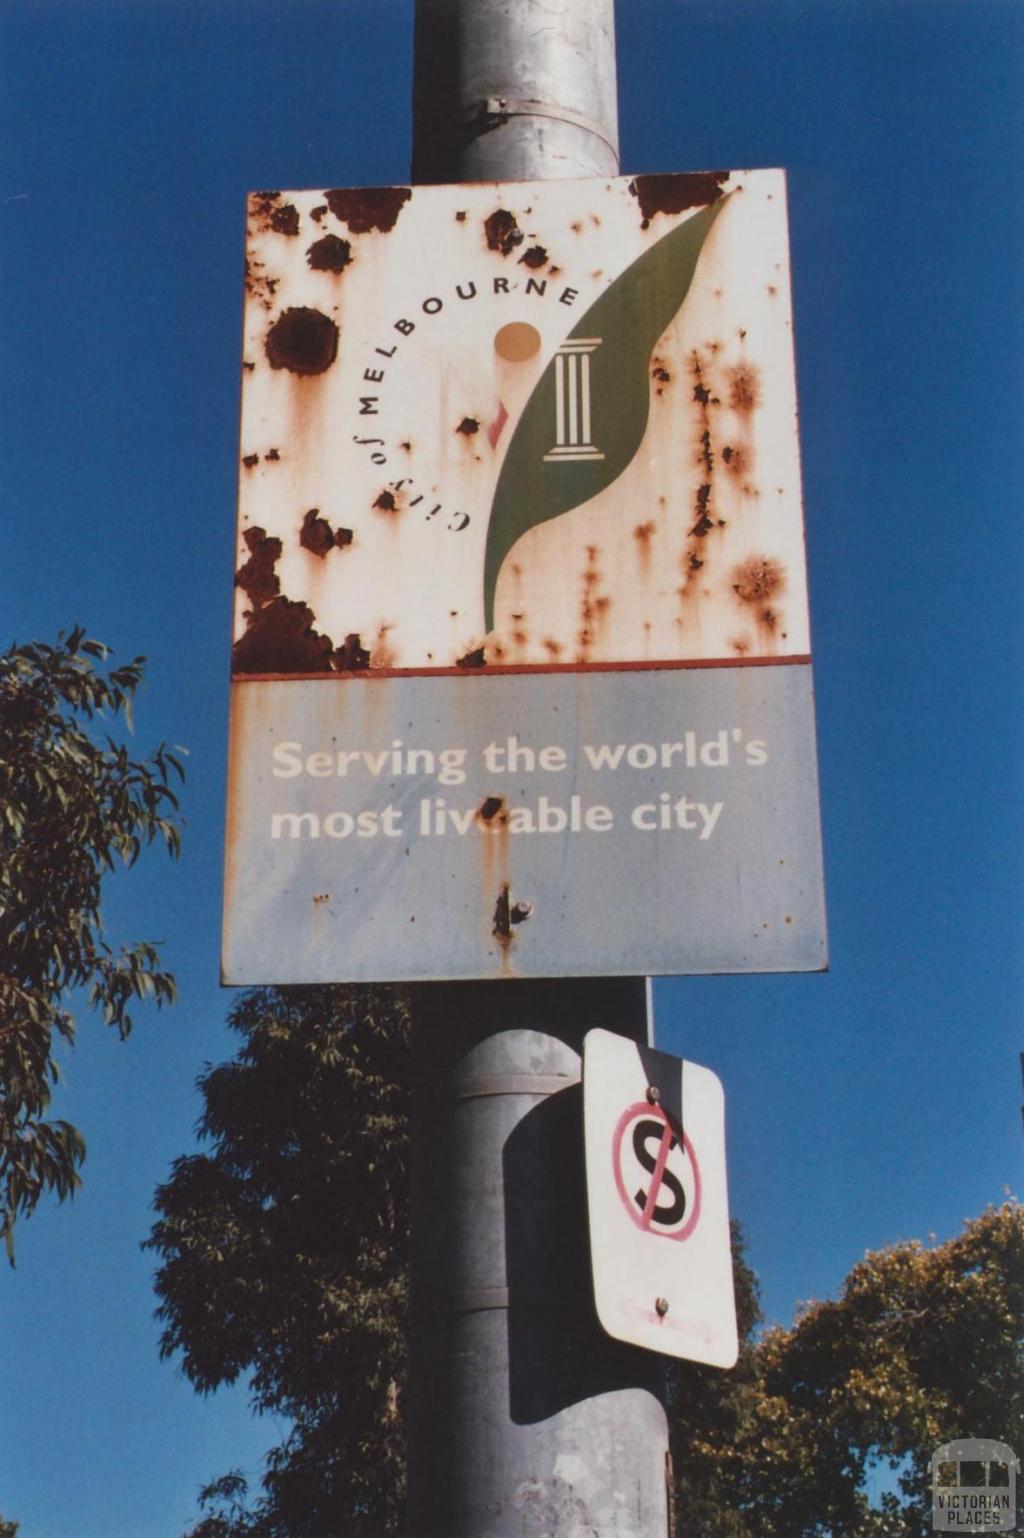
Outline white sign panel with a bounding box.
[223,170,827,984]
[583,1028,738,1366]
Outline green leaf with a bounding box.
[483,196,726,631]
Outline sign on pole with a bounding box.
[222,170,826,984]
[583,1028,738,1366]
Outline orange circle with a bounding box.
[494,321,541,362]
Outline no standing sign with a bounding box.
[583,1029,738,1367]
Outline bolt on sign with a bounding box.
[582,1029,738,1366]
[223,170,827,984]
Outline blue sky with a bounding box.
[2,2,1022,1534]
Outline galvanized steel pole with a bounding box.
[407,5,671,1536]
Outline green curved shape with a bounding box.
[483,197,725,632]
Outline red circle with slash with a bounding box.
[612,1101,702,1241]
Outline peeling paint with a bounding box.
[299,508,336,558]
[270,203,300,237]
[337,633,370,670]
[484,208,524,256]
[307,234,352,274]
[233,596,335,675]
[265,307,339,376]
[629,172,729,227]
[324,185,411,234]
[235,526,281,608]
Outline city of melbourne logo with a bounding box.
[484,199,723,629]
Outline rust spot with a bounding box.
[732,556,785,604]
[493,884,513,945]
[484,208,524,256]
[242,453,259,469]
[542,638,563,660]
[456,646,486,669]
[244,258,279,311]
[270,203,300,237]
[243,361,255,372]
[456,416,479,436]
[577,545,607,662]
[728,364,762,414]
[335,527,353,548]
[455,210,467,222]
[722,443,752,480]
[653,365,671,384]
[265,448,280,462]
[700,428,714,476]
[300,508,335,558]
[371,623,396,669]
[310,204,328,223]
[233,597,334,675]
[307,234,352,273]
[324,185,411,234]
[731,636,751,655]
[629,172,729,228]
[691,484,713,537]
[689,553,704,571]
[478,796,505,824]
[235,526,281,608]
[519,244,548,269]
[265,308,339,376]
[337,633,370,670]
[634,521,655,545]
[374,490,398,513]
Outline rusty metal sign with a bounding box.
[583,1029,738,1366]
[223,170,827,984]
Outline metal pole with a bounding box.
[406,5,671,1535]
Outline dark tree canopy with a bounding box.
[150,983,1022,1537]
[147,985,410,1538]
[0,630,182,1260]
[671,1201,1024,1536]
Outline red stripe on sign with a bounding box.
[232,654,812,684]
[611,1102,703,1243]
[640,1122,677,1229]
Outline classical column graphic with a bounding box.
[544,338,606,461]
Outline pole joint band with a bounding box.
[446,96,619,161]
[453,1072,580,1100]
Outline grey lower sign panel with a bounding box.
[222,662,826,983]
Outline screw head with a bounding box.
[646,1084,661,1105]
[655,1297,669,1317]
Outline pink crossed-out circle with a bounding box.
[612,1101,702,1242]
